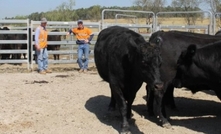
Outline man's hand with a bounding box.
[66,32,70,36]
[35,45,40,51]
[84,39,89,43]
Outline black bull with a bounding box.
[94,26,169,134]
[173,43,221,96]
[0,27,28,60]
[47,29,62,60]
[147,30,221,117]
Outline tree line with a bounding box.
[4,0,209,22]
[4,0,221,26]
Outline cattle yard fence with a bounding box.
[101,9,155,40]
[214,12,221,34]
[0,19,30,69]
[1,10,221,70]
[156,11,213,34]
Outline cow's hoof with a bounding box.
[120,131,131,134]
[121,123,131,134]
[162,122,171,129]
[120,127,131,134]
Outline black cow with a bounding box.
[215,30,221,35]
[0,27,5,59]
[9,33,26,60]
[173,42,221,99]
[21,28,32,59]
[0,27,11,59]
[94,26,169,134]
[147,30,221,117]
[47,30,61,60]
[0,27,26,61]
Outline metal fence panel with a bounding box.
[155,11,213,34]
[101,9,155,40]
[0,19,30,68]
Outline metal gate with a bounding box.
[0,19,30,68]
[30,20,100,69]
[101,9,155,40]
[214,12,221,34]
[155,11,213,34]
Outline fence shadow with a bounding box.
[85,95,144,134]
[132,96,221,134]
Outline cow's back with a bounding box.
[94,26,143,82]
[47,29,61,50]
[149,30,221,81]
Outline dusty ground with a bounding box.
[0,63,221,134]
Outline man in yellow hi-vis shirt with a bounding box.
[67,20,94,73]
[35,17,52,74]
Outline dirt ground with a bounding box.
[0,63,221,134]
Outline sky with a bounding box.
[0,0,132,19]
[0,0,211,19]
[0,0,174,19]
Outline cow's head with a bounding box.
[173,44,203,88]
[138,37,163,90]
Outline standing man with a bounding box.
[67,20,94,73]
[35,17,52,74]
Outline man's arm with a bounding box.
[68,29,72,34]
[88,34,94,41]
[87,28,94,41]
[35,27,40,50]
[67,28,76,35]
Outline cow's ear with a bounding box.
[187,44,197,57]
[180,44,196,64]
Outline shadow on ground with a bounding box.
[133,96,221,134]
[85,95,145,134]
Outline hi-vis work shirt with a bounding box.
[71,27,93,44]
[35,26,48,49]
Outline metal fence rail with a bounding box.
[0,19,29,68]
[156,11,213,34]
[101,9,155,39]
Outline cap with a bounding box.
[77,20,83,24]
[41,17,47,23]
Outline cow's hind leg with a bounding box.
[126,93,136,119]
[108,89,116,111]
[110,83,131,134]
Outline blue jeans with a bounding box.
[36,48,48,71]
[77,44,90,69]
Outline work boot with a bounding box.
[79,69,84,73]
[45,69,52,73]
[83,69,88,73]
[39,70,46,75]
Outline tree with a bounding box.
[133,0,165,29]
[87,5,101,22]
[133,0,166,12]
[203,0,221,30]
[171,0,203,25]
[55,0,76,21]
[203,0,221,14]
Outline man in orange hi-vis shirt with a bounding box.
[67,20,94,73]
[35,17,52,75]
